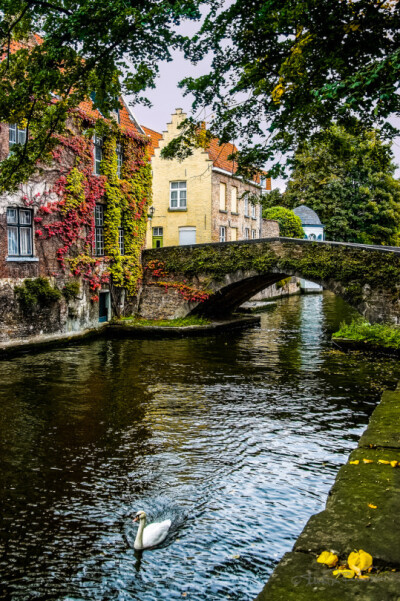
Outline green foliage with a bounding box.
[146,239,400,309]
[117,316,211,327]
[284,124,400,245]
[263,206,304,238]
[172,0,400,178]
[0,0,204,190]
[62,280,80,302]
[15,277,62,312]
[333,319,400,351]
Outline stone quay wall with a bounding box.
[256,383,400,601]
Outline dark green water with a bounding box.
[1,292,399,601]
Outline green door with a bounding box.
[152,227,163,248]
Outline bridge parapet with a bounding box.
[139,238,400,323]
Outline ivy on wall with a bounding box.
[32,109,151,304]
[144,241,400,310]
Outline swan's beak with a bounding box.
[133,515,139,522]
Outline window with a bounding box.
[244,194,249,217]
[230,227,237,241]
[119,228,125,255]
[260,176,266,188]
[116,143,123,178]
[94,204,105,256]
[9,124,27,155]
[219,226,226,242]
[170,181,187,209]
[7,207,33,256]
[245,227,250,240]
[252,229,257,239]
[252,203,256,219]
[93,135,103,175]
[219,183,227,211]
[231,187,238,213]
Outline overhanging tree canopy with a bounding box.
[175,0,400,178]
[0,0,203,190]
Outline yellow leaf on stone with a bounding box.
[378,459,390,465]
[333,568,355,578]
[348,550,373,576]
[349,460,359,465]
[317,551,338,567]
[368,504,377,509]
[390,461,398,468]
[363,459,373,464]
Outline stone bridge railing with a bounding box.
[139,238,400,323]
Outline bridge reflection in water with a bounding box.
[1,293,400,600]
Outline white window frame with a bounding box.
[252,229,257,239]
[94,204,105,256]
[9,124,27,155]
[245,227,250,240]
[93,135,103,175]
[7,207,33,257]
[231,187,238,213]
[153,227,163,237]
[116,143,123,178]
[170,181,187,209]
[252,202,256,219]
[118,227,125,255]
[244,194,249,217]
[219,226,226,242]
[219,183,227,211]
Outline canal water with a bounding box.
[1,292,400,601]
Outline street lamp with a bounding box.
[148,206,155,219]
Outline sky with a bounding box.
[131,49,400,192]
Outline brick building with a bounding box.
[0,91,150,345]
[143,109,272,249]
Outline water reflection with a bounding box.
[1,292,399,600]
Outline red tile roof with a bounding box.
[142,124,271,188]
[141,126,163,156]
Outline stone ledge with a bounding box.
[332,337,400,357]
[255,384,400,600]
[108,315,261,339]
[255,551,400,601]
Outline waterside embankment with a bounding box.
[256,383,400,601]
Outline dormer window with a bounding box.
[93,135,102,175]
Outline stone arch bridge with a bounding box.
[139,238,400,324]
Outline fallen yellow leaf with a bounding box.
[363,459,373,464]
[368,504,377,509]
[349,460,359,465]
[390,460,398,468]
[348,550,373,577]
[333,568,355,579]
[317,551,338,568]
[378,459,390,465]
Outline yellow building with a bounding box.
[142,109,271,249]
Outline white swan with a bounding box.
[133,510,172,550]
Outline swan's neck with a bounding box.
[135,517,146,549]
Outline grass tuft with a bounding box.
[117,316,211,328]
[333,318,400,350]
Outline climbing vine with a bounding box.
[144,241,400,310]
[146,259,212,303]
[31,107,151,304]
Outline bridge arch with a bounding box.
[141,238,400,324]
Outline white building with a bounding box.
[293,205,324,292]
